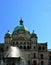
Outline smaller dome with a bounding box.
[31,30,37,38]
[5,30,11,38]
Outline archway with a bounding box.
[12,63,15,65]
[33,60,37,65]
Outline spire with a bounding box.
[7,30,9,33]
[7,30,10,34]
[32,30,34,34]
[19,18,23,25]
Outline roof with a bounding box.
[5,30,11,38]
[31,30,37,38]
[13,19,29,32]
[48,49,51,51]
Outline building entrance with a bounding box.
[33,60,37,65]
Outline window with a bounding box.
[27,46,30,49]
[0,54,1,60]
[17,45,19,47]
[49,52,51,54]
[49,62,51,65]
[1,48,3,52]
[20,42,22,44]
[49,56,51,60]
[39,46,41,50]
[41,54,43,59]
[33,60,37,65]
[34,46,35,49]
[27,42,29,44]
[24,46,26,49]
[20,46,22,49]
[28,60,30,65]
[6,46,8,49]
[13,42,15,45]
[41,61,44,65]
[12,63,15,65]
[24,42,26,45]
[16,42,18,44]
[33,53,36,58]
[42,46,45,50]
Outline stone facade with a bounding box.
[0,19,51,65]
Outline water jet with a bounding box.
[1,46,26,65]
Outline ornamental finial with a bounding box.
[20,18,23,25]
[32,30,34,34]
[8,30,9,32]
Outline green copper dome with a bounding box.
[14,19,29,32]
[5,30,11,38]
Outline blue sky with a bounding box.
[0,0,51,49]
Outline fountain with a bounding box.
[5,46,21,57]
[1,46,27,65]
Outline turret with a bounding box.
[31,30,38,44]
[4,30,12,43]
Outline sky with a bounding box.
[0,0,51,49]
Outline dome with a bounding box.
[31,30,37,38]
[13,19,29,32]
[5,30,11,38]
[14,25,29,32]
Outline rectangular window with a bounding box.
[41,54,43,59]
[41,61,44,65]
[49,56,51,60]
[49,62,51,65]
[33,53,36,58]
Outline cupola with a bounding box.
[13,19,29,33]
[31,30,38,43]
[4,30,11,38]
[4,30,12,43]
[31,30,37,38]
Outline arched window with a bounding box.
[1,48,3,52]
[34,46,35,49]
[41,54,43,59]
[49,56,51,60]
[27,42,29,44]
[13,41,15,46]
[24,46,26,49]
[20,46,22,49]
[33,53,36,58]
[16,42,18,44]
[38,46,41,50]
[41,61,44,65]
[20,42,22,44]
[6,46,8,49]
[27,46,30,49]
[0,54,1,60]
[42,46,45,50]
[49,62,51,65]
[12,63,15,65]
[17,45,19,47]
[24,42,26,45]
[33,60,37,65]
[28,60,30,65]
